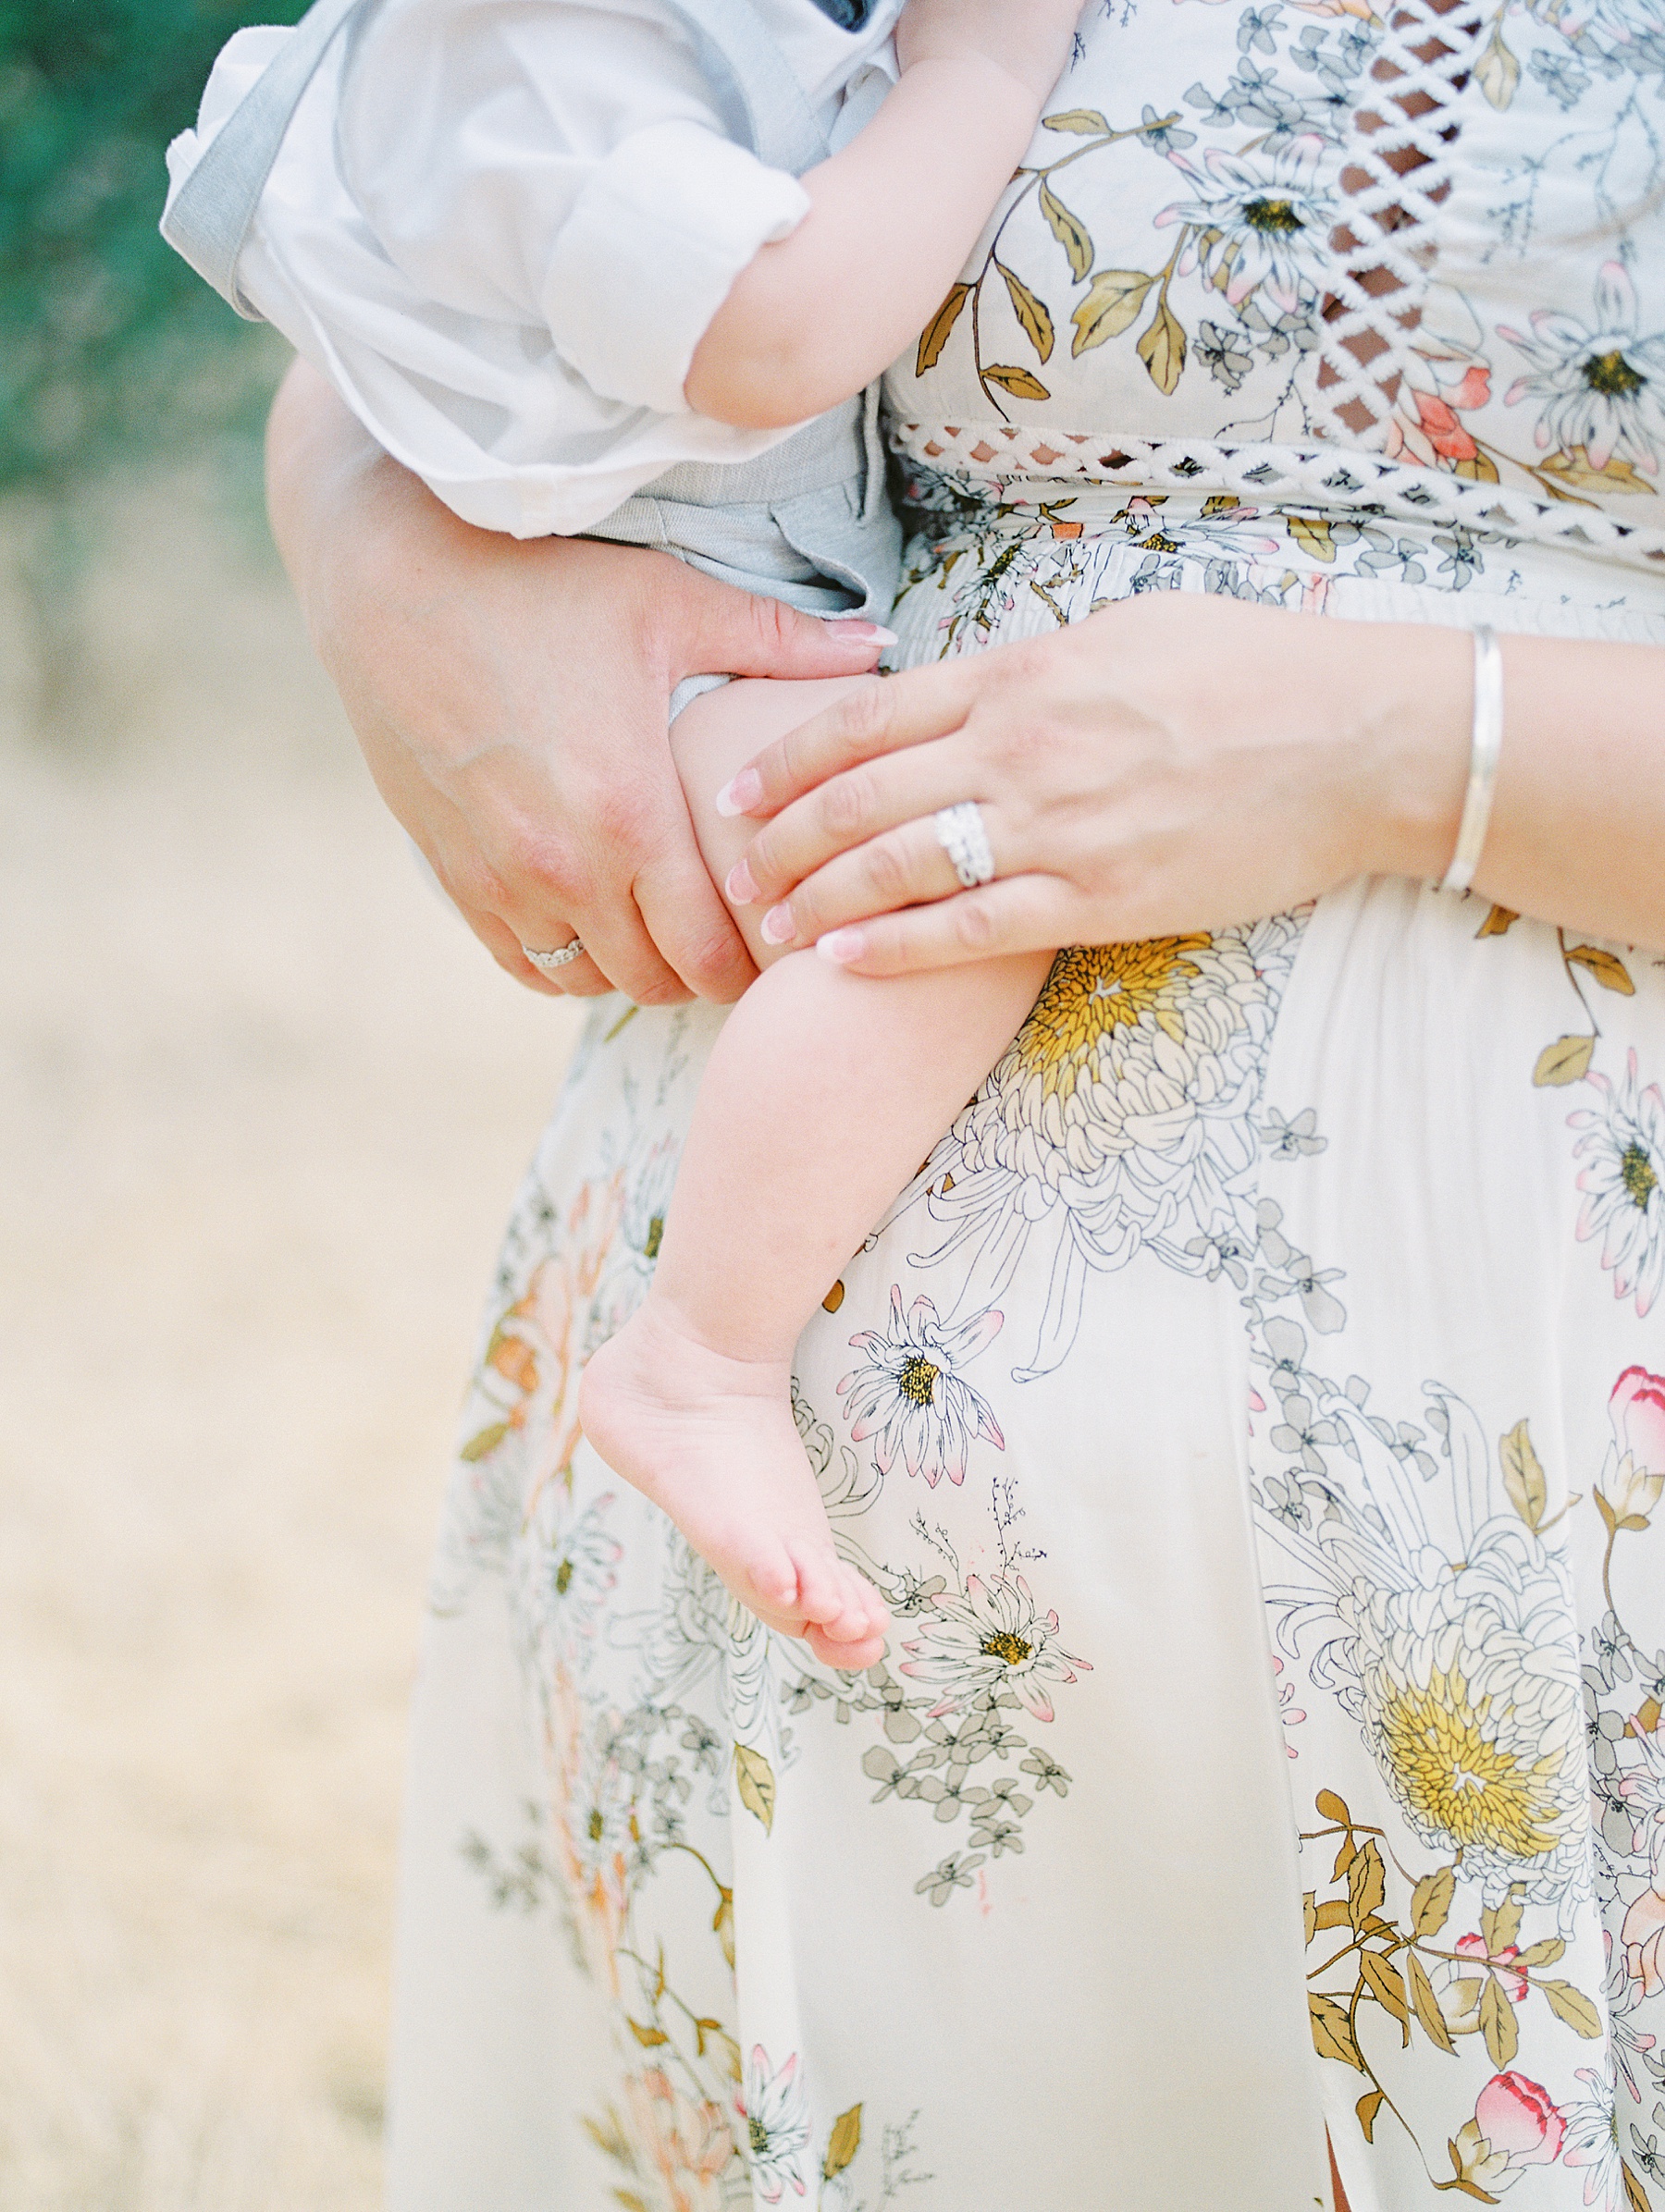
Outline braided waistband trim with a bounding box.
[890,421,1665,574]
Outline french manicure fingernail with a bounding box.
[816,928,866,965]
[823,619,898,646]
[714,768,762,817]
[760,903,796,945]
[725,859,759,905]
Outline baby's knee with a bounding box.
[670,672,882,964]
[670,671,879,799]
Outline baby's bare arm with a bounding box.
[684,1,1085,429]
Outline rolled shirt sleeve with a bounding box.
[541,118,809,415]
[161,0,892,535]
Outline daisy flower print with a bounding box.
[1571,1050,1665,1317]
[736,2046,811,2203]
[1500,263,1665,479]
[837,1286,1005,1487]
[898,1572,1092,1724]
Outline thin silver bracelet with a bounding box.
[1438,625,1505,895]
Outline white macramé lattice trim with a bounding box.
[1308,0,1478,449]
[891,421,1665,573]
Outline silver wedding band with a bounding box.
[933,802,995,889]
[522,937,586,976]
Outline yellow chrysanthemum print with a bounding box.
[1261,1382,1587,1902]
[1376,1665,1569,1861]
[902,918,1304,1377]
[1013,939,1210,1100]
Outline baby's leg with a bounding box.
[580,678,1051,1669]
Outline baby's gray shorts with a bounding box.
[582,389,901,721]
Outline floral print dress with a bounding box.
[386,2,1665,2206]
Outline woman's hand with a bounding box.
[722,595,1472,970]
[265,359,893,1004]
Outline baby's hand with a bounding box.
[895,0,1086,106]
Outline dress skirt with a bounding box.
[387,499,1665,2212]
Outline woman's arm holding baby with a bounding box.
[265,358,893,1003]
[684,0,1083,427]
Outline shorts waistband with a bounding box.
[632,399,867,514]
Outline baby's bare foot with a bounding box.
[579,1298,888,1665]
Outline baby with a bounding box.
[165,0,1078,1669]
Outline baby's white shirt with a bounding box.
[164,0,901,536]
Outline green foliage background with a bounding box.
[1,0,303,501]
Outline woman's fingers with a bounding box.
[675,559,894,684]
[471,906,610,996]
[271,376,821,1009]
[561,890,694,1005]
[468,793,735,1005]
[755,806,1014,946]
[721,656,983,820]
[814,872,1079,977]
[441,819,683,1002]
[733,731,999,907]
[471,912,568,994]
[414,807,612,997]
[449,769,716,1005]
[633,833,758,1005]
[476,838,685,1002]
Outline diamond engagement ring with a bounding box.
[933,802,995,889]
[522,937,586,977]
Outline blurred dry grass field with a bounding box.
[0,473,583,2209]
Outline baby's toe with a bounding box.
[737,1537,803,1618]
[746,1579,818,1641]
[787,1540,845,1628]
[854,1574,890,1638]
[816,1567,889,1648]
[805,1619,885,1672]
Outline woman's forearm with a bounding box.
[265,357,395,635]
[1373,626,1665,951]
[1474,632,1665,951]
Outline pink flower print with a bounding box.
[1621,1821,1665,1999]
[1569,1051,1665,1317]
[838,1287,1005,1488]
[1154,137,1337,315]
[1475,2071,1566,2165]
[1385,341,1492,471]
[899,1571,1091,1724]
[1455,1929,1531,2004]
[622,2069,734,2212]
[1623,1886,1665,1997]
[1408,387,1480,461]
[736,2046,811,2202]
[1599,1365,1665,1528]
[1500,263,1665,477]
[1560,2065,1624,2211]
[1451,2072,1567,2193]
[1611,1367,1665,1478]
